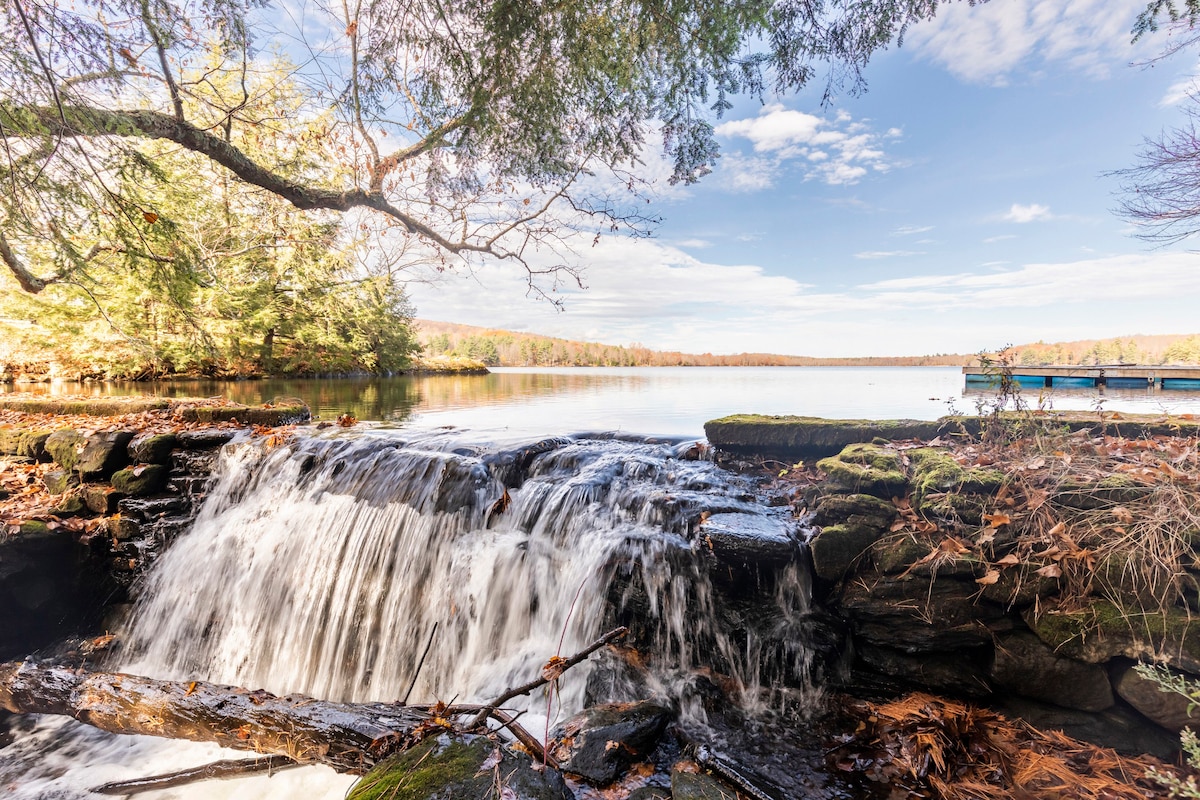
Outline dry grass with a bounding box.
[831,692,1191,800]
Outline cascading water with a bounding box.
[1,428,820,799]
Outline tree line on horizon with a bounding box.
[421,324,1200,368]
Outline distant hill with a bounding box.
[414,321,1200,368]
[415,319,1200,369]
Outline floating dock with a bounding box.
[963,365,1200,391]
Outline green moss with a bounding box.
[816,443,908,498]
[0,398,169,416]
[176,404,309,426]
[348,737,488,800]
[1054,475,1152,509]
[1024,599,1200,672]
[703,415,946,457]
[18,520,50,536]
[812,493,897,528]
[110,464,168,496]
[810,523,886,581]
[871,535,932,574]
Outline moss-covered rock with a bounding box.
[1053,475,1153,510]
[83,484,121,514]
[0,397,169,416]
[17,520,50,537]
[177,403,309,426]
[347,735,573,800]
[810,523,885,581]
[128,433,177,464]
[670,770,734,800]
[1024,599,1200,673]
[909,448,1005,502]
[704,415,951,458]
[870,535,932,574]
[42,469,78,495]
[52,495,87,517]
[0,429,51,460]
[45,429,134,476]
[110,464,168,497]
[816,443,908,498]
[811,493,897,529]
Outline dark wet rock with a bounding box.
[670,770,733,800]
[52,494,87,517]
[109,517,142,541]
[855,644,993,697]
[552,701,673,785]
[697,513,795,566]
[483,437,572,488]
[626,787,670,800]
[128,432,177,464]
[45,429,134,476]
[809,524,885,581]
[42,469,78,495]
[979,563,1059,609]
[118,496,189,520]
[811,493,897,529]
[83,484,122,514]
[998,695,1181,758]
[110,464,168,497]
[816,443,908,498]
[990,632,1113,712]
[840,571,1007,652]
[1113,663,1199,732]
[347,734,573,800]
[1024,599,1200,674]
[175,429,238,449]
[0,524,101,659]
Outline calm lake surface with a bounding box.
[11,366,1200,438]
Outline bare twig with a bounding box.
[466,626,628,730]
[93,755,299,795]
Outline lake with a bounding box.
[8,366,1200,437]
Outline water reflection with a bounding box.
[7,366,1200,437]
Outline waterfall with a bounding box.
[0,429,818,799]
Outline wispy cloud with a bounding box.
[892,225,934,236]
[984,234,1018,243]
[409,237,1200,356]
[855,250,925,259]
[905,0,1150,85]
[714,104,894,187]
[674,238,712,249]
[1003,203,1053,223]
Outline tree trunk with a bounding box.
[0,661,427,774]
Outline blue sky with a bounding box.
[408,0,1200,357]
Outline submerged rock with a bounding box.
[348,735,574,800]
[551,701,673,785]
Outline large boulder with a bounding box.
[347,735,573,800]
[45,429,134,476]
[551,701,672,785]
[989,631,1113,712]
[1113,664,1199,732]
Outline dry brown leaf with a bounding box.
[976,570,1000,586]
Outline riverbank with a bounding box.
[2,404,1197,799]
[707,410,1200,794]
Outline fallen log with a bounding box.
[0,626,630,780]
[0,661,427,773]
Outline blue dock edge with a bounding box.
[963,365,1200,391]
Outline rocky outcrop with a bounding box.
[551,701,673,784]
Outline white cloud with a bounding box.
[1003,203,1053,223]
[855,250,925,259]
[674,238,712,249]
[407,236,1200,357]
[717,153,776,192]
[1161,66,1200,106]
[714,104,894,187]
[905,0,1150,85]
[893,225,934,236]
[984,234,1018,243]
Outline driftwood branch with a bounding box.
[467,626,629,729]
[94,755,300,795]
